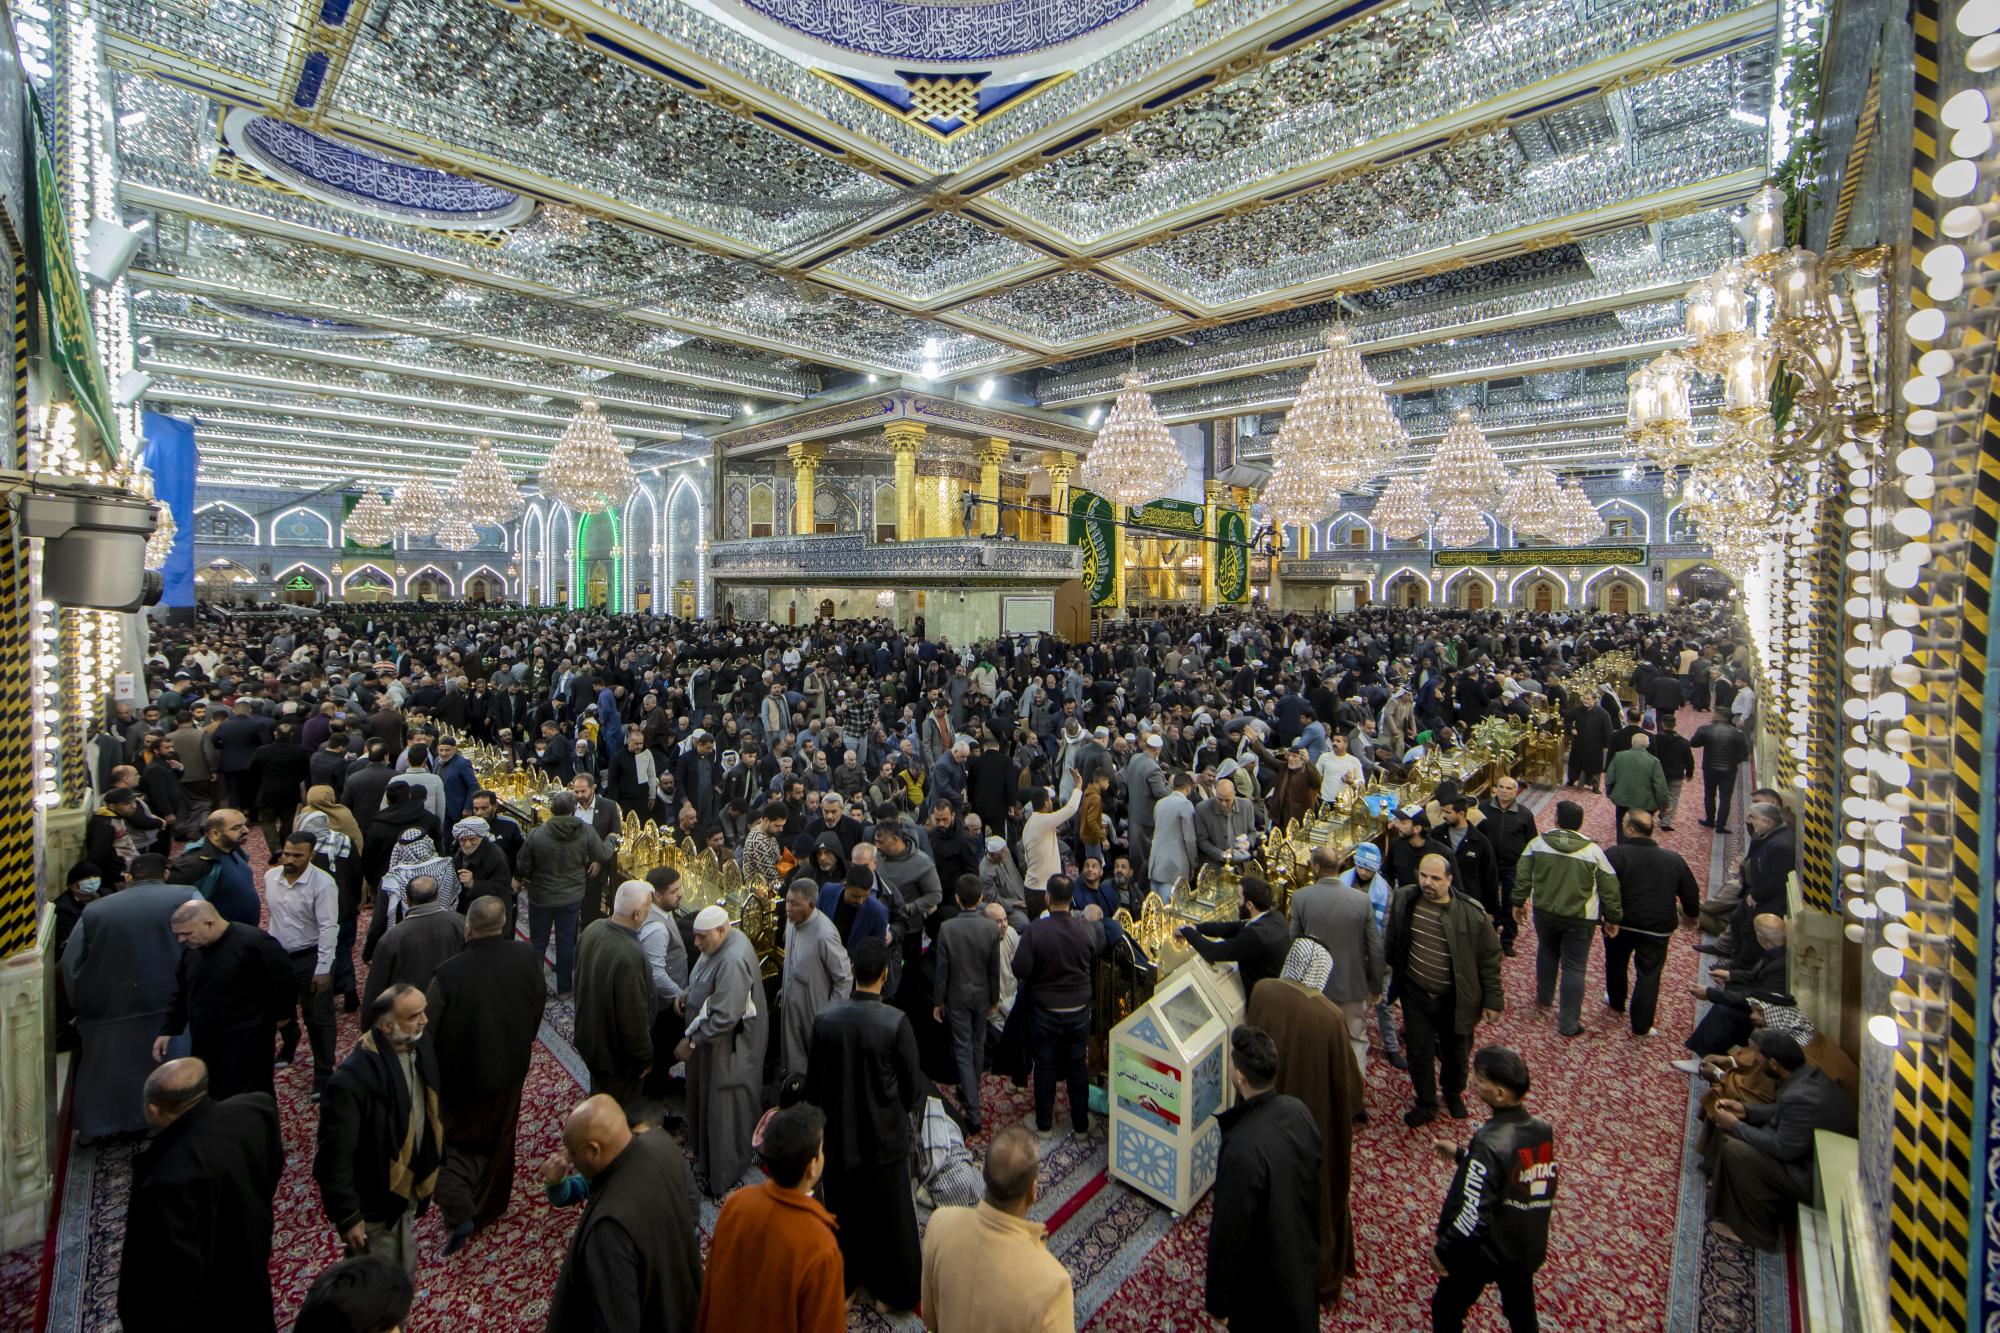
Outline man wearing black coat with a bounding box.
[1689,714,1750,832]
[1181,875,1292,998]
[428,898,547,1247]
[1206,1025,1323,1333]
[1651,715,1695,831]
[805,936,924,1312]
[154,900,294,1102]
[1477,776,1537,955]
[117,1059,284,1333]
[547,1095,702,1333]
[314,984,442,1272]
[361,781,445,886]
[468,789,525,869]
[341,743,396,827]
[1437,796,1500,930]
[1602,810,1700,1035]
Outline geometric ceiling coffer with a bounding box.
[221,109,537,230]
[726,0,1157,63]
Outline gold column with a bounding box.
[1201,479,1223,610]
[1044,451,1074,543]
[978,438,1006,537]
[787,441,825,535]
[884,422,923,541]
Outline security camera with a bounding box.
[13,484,164,610]
[84,219,144,287]
[112,370,153,406]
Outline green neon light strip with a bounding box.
[573,510,624,613]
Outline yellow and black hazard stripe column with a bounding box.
[1887,2,1981,1326]
[0,232,39,959]
[1794,488,1842,913]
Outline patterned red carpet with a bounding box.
[41,715,1762,1331]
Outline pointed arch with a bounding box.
[272,561,331,589]
[1582,564,1651,607]
[193,500,259,544]
[1325,513,1374,551]
[1594,497,1650,542]
[339,562,394,594]
[1442,567,1497,598]
[666,472,709,619]
[1506,565,1569,599]
[1664,503,1697,542]
[402,563,456,598]
[547,503,573,606]
[460,563,508,604]
[1381,564,1431,606]
[622,482,659,613]
[519,505,545,605]
[270,505,334,547]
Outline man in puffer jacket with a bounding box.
[1512,800,1620,1038]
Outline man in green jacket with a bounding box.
[1513,801,1622,1039]
[1603,733,1669,846]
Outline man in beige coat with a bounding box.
[921,1124,1074,1333]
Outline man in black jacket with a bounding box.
[1710,804,1797,970]
[1651,715,1695,831]
[118,1058,284,1333]
[1429,1046,1555,1333]
[805,936,924,1313]
[1012,877,1105,1135]
[547,1094,702,1333]
[1602,810,1700,1036]
[1680,914,1791,1059]
[314,984,441,1272]
[1690,714,1749,832]
[1477,777,1537,956]
[154,900,294,1102]
[429,897,547,1250]
[1205,1025,1322,1333]
[1438,796,1500,933]
[1181,874,1292,998]
[468,789,525,869]
[341,742,396,827]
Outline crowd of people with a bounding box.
[47,593,1854,1332]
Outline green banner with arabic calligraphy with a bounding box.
[1125,497,1204,534]
[1432,545,1648,569]
[1215,508,1250,603]
[28,90,119,451]
[1068,489,1117,607]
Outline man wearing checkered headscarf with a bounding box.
[1246,931,1366,1304]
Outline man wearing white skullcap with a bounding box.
[676,902,768,1196]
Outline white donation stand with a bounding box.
[1106,956,1246,1213]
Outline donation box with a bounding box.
[1107,960,1241,1214]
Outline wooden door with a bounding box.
[1533,582,1553,612]
[1609,583,1630,614]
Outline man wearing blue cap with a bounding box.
[1339,843,1405,1069]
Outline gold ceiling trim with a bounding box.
[713,390,1095,452]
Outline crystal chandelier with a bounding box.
[1080,372,1186,508]
[1276,325,1402,497]
[1369,475,1431,541]
[1260,424,1325,535]
[346,489,394,546]
[1549,479,1603,546]
[1424,409,1507,506]
[436,511,478,551]
[541,398,637,513]
[391,477,447,538]
[457,438,524,524]
[1433,496,1489,547]
[1501,463,1566,540]
[143,500,176,571]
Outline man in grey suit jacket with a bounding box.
[1147,772,1199,897]
[1286,846,1385,1070]
[1705,1029,1857,1249]
[1122,734,1169,879]
[1193,777,1257,873]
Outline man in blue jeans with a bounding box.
[1512,800,1622,1038]
[1010,876,1103,1135]
[514,790,610,997]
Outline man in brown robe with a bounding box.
[1244,937,1364,1304]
